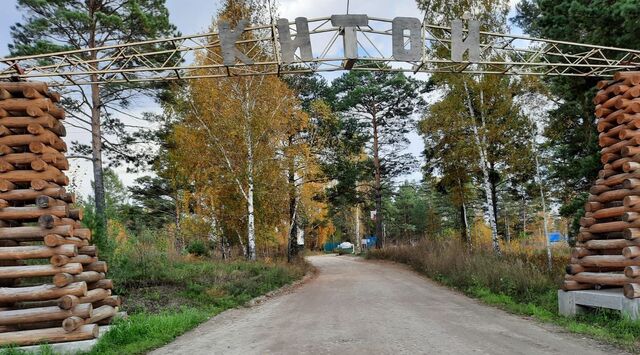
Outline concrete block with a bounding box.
[558,288,640,320]
[558,290,586,317]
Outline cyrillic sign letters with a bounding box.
[219,14,481,66]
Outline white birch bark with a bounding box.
[463,81,501,254]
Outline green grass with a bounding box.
[367,241,640,353]
[0,258,308,355]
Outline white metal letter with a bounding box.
[277,17,313,63]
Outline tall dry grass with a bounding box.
[367,239,568,305]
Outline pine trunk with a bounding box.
[372,114,383,248]
[88,4,106,234]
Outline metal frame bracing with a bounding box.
[1,16,639,86]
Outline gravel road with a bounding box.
[150,254,627,355]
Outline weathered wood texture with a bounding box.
[0,82,120,344]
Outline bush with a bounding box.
[186,240,208,256]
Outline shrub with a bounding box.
[186,240,208,256]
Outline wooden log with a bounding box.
[0,225,73,241]
[74,228,91,240]
[573,255,640,268]
[0,82,49,96]
[0,303,91,326]
[0,98,52,112]
[0,159,15,173]
[44,235,86,247]
[38,214,61,229]
[84,261,107,273]
[625,195,640,207]
[0,263,82,279]
[0,244,76,260]
[58,295,79,310]
[0,115,65,137]
[31,158,48,172]
[589,188,640,203]
[62,316,84,332]
[1,151,68,170]
[0,205,68,220]
[51,254,97,267]
[601,152,621,164]
[35,195,65,208]
[567,272,632,286]
[69,208,83,220]
[0,179,16,192]
[624,86,640,99]
[78,288,109,304]
[601,124,627,139]
[0,282,87,303]
[78,245,97,257]
[579,217,596,227]
[88,279,112,290]
[562,280,593,291]
[584,239,638,250]
[0,324,98,346]
[86,305,116,324]
[0,166,68,185]
[0,131,66,152]
[625,228,640,240]
[622,146,640,157]
[565,264,623,274]
[31,178,62,191]
[598,120,614,132]
[590,205,629,219]
[50,255,70,267]
[0,187,66,201]
[625,266,640,278]
[623,211,640,222]
[585,202,603,212]
[93,295,121,308]
[588,221,632,234]
[54,271,103,287]
[0,320,62,333]
[0,88,13,100]
[624,283,640,298]
[623,246,640,258]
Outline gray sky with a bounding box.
[0,0,521,198]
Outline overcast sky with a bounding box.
[0,0,521,199]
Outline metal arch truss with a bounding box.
[1,16,640,87]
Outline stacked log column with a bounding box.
[0,82,121,346]
[564,72,640,299]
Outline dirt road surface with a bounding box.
[150,254,626,355]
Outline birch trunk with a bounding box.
[246,141,256,261]
[463,81,501,254]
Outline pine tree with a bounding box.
[330,69,429,248]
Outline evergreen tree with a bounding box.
[330,70,429,248]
